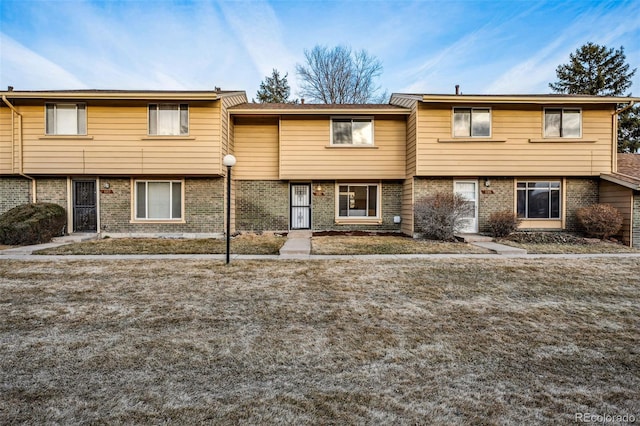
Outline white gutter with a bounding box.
[2,95,36,203]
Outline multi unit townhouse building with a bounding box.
[1,88,638,246]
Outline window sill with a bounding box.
[529,138,597,143]
[438,138,506,143]
[39,135,94,140]
[130,219,186,224]
[325,145,378,149]
[141,136,196,140]
[335,218,382,225]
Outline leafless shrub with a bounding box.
[576,203,623,239]
[488,210,521,238]
[414,192,473,241]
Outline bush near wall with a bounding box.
[575,203,623,240]
[0,203,66,245]
[414,192,472,241]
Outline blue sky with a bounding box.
[1,0,639,99]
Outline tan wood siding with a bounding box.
[221,93,247,159]
[233,117,279,180]
[415,104,614,176]
[279,116,406,180]
[13,101,223,176]
[0,106,14,173]
[599,180,633,245]
[401,178,414,235]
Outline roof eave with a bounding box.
[229,108,410,116]
[0,91,226,101]
[419,95,640,105]
[601,173,640,190]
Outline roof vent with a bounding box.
[455,85,460,95]
[7,86,14,92]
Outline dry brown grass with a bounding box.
[34,233,286,255]
[501,240,640,254]
[312,235,489,254]
[1,257,638,424]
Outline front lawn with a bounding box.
[312,235,489,254]
[1,257,638,424]
[34,233,286,255]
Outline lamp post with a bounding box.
[222,154,236,264]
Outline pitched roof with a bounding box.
[0,89,245,101]
[391,92,640,105]
[229,103,410,115]
[618,153,640,179]
[601,154,640,190]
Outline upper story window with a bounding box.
[544,108,581,138]
[45,103,86,135]
[148,104,189,136]
[453,107,490,137]
[331,117,373,145]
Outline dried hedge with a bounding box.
[0,203,66,245]
[575,203,623,240]
[488,210,521,238]
[414,192,472,241]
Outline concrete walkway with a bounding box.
[279,230,312,257]
[2,231,640,260]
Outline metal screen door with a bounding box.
[290,184,311,229]
[73,180,97,232]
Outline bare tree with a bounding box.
[296,45,386,104]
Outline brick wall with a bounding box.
[633,192,640,249]
[478,178,514,233]
[313,181,403,232]
[234,180,403,232]
[235,180,289,231]
[36,178,68,209]
[0,177,31,214]
[413,177,599,234]
[565,178,599,232]
[99,177,224,234]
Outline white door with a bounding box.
[454,180,478,233]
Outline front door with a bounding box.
[290,183,311,229]
[454,180,478,233]
[73,180,97,232]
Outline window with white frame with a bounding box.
[45,103,87,135]
[338,184,379,218]
[544,108,581,138]
[331,117,373,145]
[135,180,183,220]
[453,107,490,137]
[517,181,561,219]
[148,104,189,136]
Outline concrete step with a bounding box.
[52,233,98,243]
[455,233,494,243]
[471,241,527,255]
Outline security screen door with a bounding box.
[290,184,311,229]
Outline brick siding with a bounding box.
[0,177,31,215]
[35,178,68,209]
[565,178,599,232]
[234,180,403,232]
[235,180,289,231]
[99,177,224,234]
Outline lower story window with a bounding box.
[338,184,379,218]
[135,180,182,220]
[517,181,560,219]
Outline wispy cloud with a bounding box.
[219,0,298,93]
[0,33,86,89]
[485,1,640,94]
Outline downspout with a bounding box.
[2,95,36,202]
[612,100,637,173]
